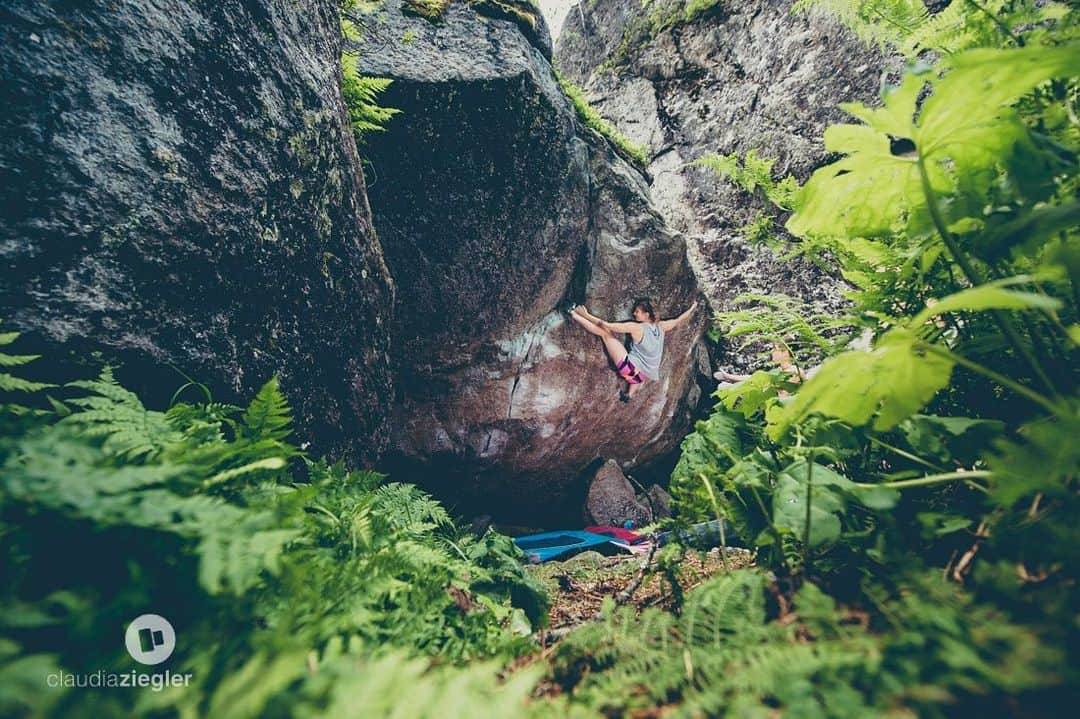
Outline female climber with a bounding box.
[570,298,699,402]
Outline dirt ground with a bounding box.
[527,545,756,632]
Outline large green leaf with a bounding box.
[772,459,848,547]
[670,408,746,520]
[899,414,1006,465]
[768,329,954,439]
[717,370,781,418]
[787,44,1080,241]
[909,281,1062,327]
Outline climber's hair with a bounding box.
[632,297,657,322]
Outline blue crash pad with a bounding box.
[513,530,617,563]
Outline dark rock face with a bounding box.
[556,0,888,371]
[0,0,394,463]
[356,1,708,520]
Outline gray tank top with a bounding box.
[628,323,664,380]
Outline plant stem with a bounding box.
[854,470,991,490]
[916,155,1058,398]
[964,0,1024,47]
[699,473,730,572]
[868,435,947,473]
[803,456,814,569]
[918,341,1064,417]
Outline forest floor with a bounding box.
[513,546,758,703]
[528,546,757,630]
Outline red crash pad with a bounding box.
[584,526,646,544]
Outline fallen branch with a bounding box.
[615,536,659,606]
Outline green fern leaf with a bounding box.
[241,376,293,442]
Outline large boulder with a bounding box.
[0,0,394,463]
[355,1,709,520]
[556,0,888,371]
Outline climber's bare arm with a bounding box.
[658,300,699,332]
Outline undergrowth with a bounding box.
[658,2,1080,716]
[0,332,547,717]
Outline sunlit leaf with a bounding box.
[769,329,954,439]
[910,283,1061,327]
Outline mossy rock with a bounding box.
[402,0,450,21]
[469,0,551,60]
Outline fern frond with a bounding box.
[341,52,400,142]
[792,0,929,49]
[0,353,39,368]
[694,150,799,210]
[0,374,54,393]
[241,376,293,442]
[63,369,180,460]
[371,482,453,536]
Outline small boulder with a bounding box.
[645,484,673,520]
[586,460,652,527]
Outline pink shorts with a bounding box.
[617,356,647,384]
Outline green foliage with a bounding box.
[669,407,745,519]
[794,0,1076,56]
[662,9,1079,714]
[712,293,858,362]
[792,0,930,50]
[768,328,956,438]
[0,326,55,444]
[2,3,1077,716]
[789,45,1080,241]
[0,335,547,717]
[340,7,399,143]
[0,332,52,395]
[340,61,399,143]
[694,149,799,210]
[544,567,1060,717]
[240,375,293,443]
[695,149,801,249]
[556,71,650,168]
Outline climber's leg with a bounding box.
[570,311,606,337]
[600,333,628,366]
[572,313,629,361]
[573,305,604,325]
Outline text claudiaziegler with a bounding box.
[46,669,193,692]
